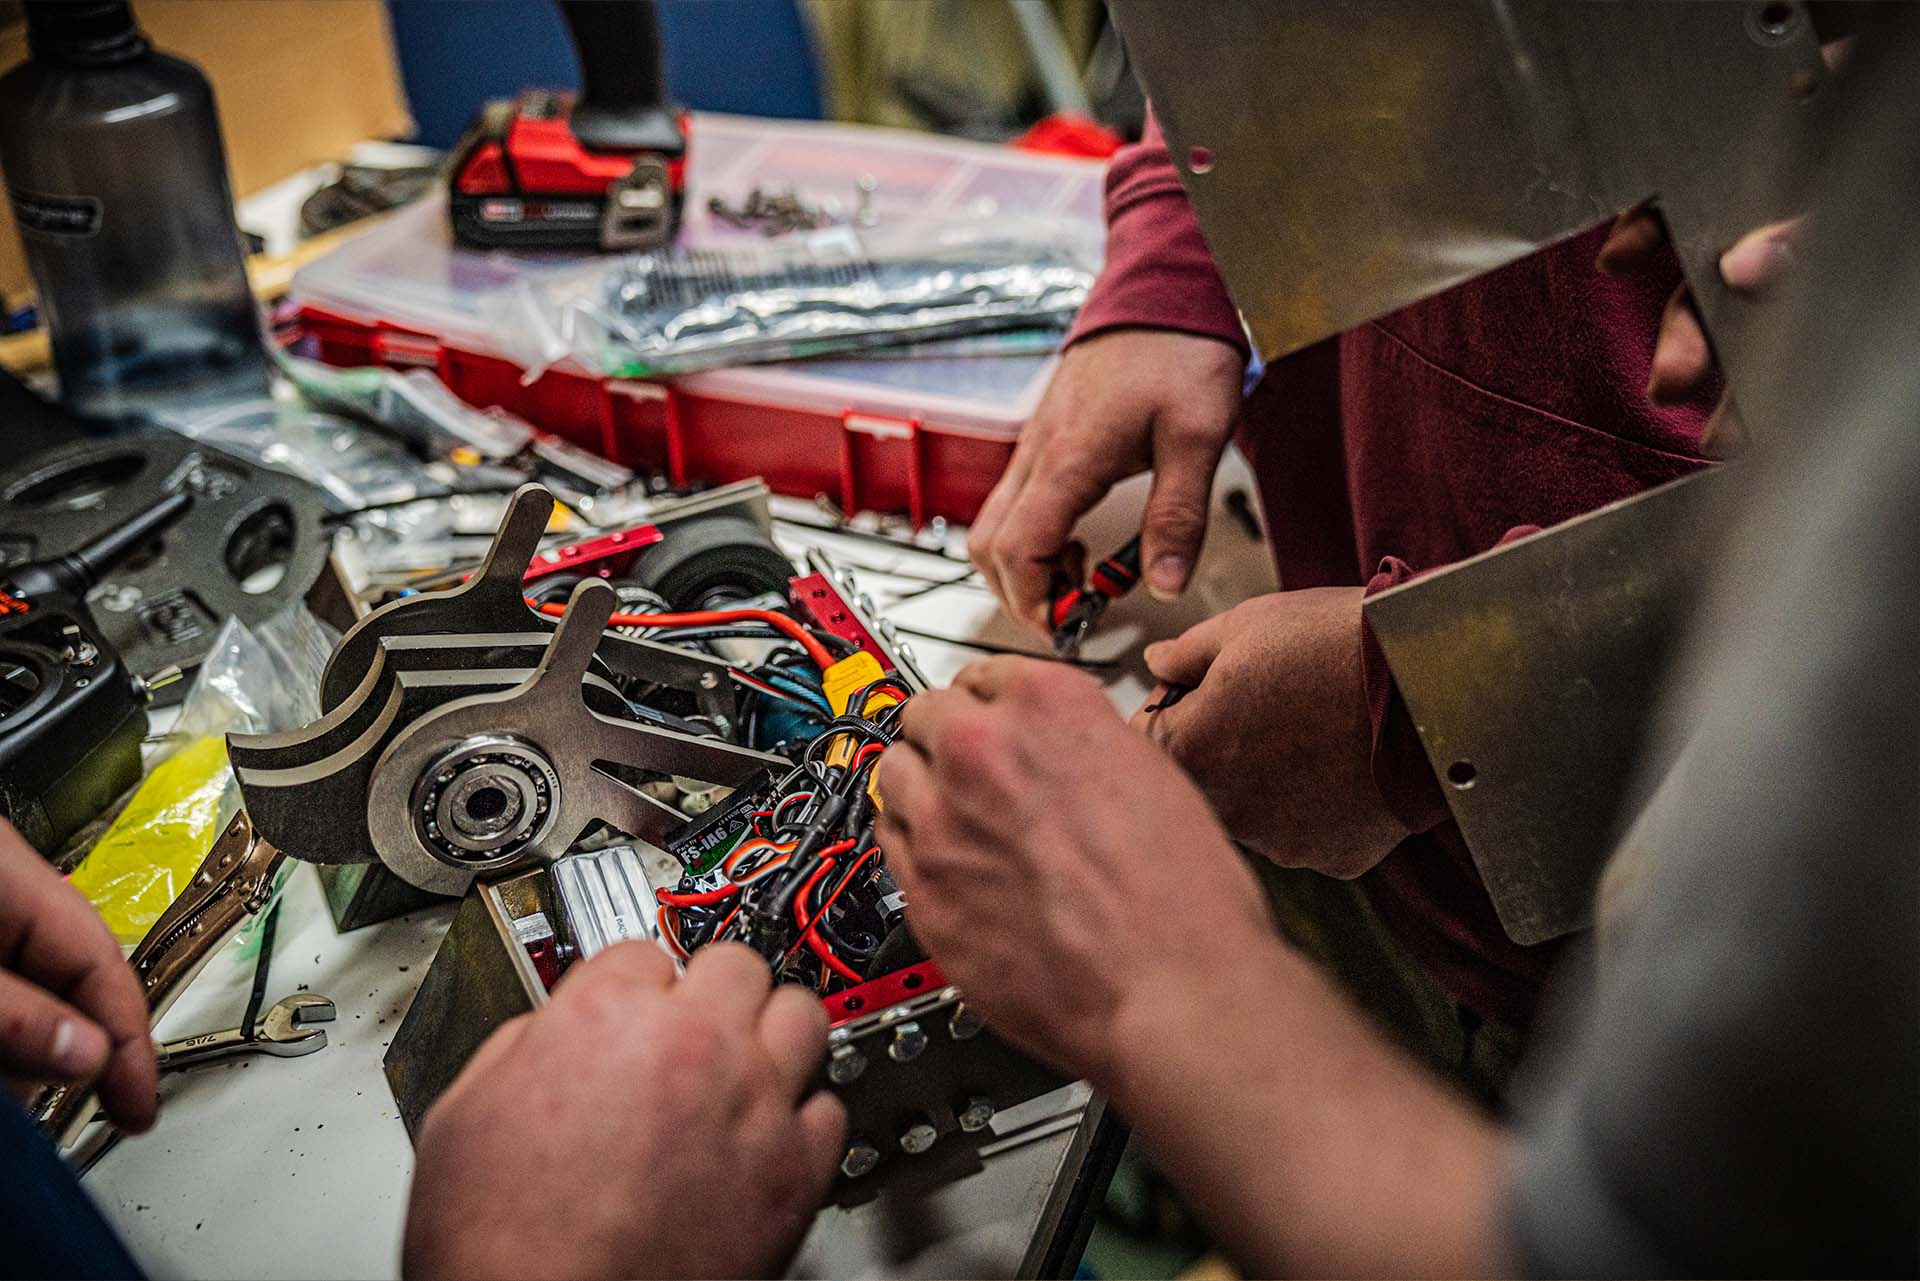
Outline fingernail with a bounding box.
[1147,555,1190,598]
[1720,232,1792,291]
[52,1019,105,1075]
[1142,641,1165,667]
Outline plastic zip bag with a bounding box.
[67,606,337,942]
[500,215,1099,379]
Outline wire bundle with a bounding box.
[656,675,911,991]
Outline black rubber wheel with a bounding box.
[631,514,792,611]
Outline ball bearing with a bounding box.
[409,736,560,869]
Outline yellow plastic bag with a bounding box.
[68,738,232,944]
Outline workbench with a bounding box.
[84,469,1276,1280]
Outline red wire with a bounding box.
[656,882,740,908]
[526,597,836,670]
[791,856,843,929]
[789,841,870,985]
[850,742,887,771]
[807,927,863,984]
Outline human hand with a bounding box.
[403,942,845,1281]
[0,821,156,1133]
[1130,588,1405,879]
[1596,207,1801,455]
[875,657,1275,1089]
[969,328,1246,632]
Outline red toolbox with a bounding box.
[293,114,1105,526]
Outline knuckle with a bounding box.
[1031,437,1105,495]
[942,716,1011,785]
[766,984,828,1041]
[1161,413,1221,448]
[590,938,675,987]
[695,941,773,990]
[1148,496,1207,539]
[0,1008,35,1051]
[661,1011,730,1081]
[1023,661,1099,711]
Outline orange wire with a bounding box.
[526,597,835,669]
[656,906,690,959]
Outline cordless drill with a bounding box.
[448,0,688,252]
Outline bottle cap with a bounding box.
[24,1,150,68]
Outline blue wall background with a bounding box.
[386,0,822,149]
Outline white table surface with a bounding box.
[85,465,1277,1279]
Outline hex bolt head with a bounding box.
[958,1096,995,1133]
[827,1045,867,1085]
[888,1020,928,1062]
[841,1142,881,1178]
[899,1122,938,1155]
[947,1003,983,1040]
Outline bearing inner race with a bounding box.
[411,735,560,867]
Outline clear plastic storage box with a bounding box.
[293,114,1107,524]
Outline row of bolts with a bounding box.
[830,994,994,1178]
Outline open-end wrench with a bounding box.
[67,994,336,1177]
[155,993,336,1074]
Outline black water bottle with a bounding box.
[0,1,266,420]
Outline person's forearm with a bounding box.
[1104,936,1514,1278]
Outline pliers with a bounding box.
[1049,535,1142,656]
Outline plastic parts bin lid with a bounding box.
[292,113,1106,439]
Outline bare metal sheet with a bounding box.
[1363,469,1734,944]
[1107,0,1822,376]
[1109,0,1822,940]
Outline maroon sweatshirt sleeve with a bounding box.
[1063,111,1249,355]
[1359,526,1544,836]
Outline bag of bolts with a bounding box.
[513,215,1098,378]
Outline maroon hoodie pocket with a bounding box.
[1342,320,1715,569]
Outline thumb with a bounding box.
[1142,609,1235,688]
[0,969,113,1086]
[1141,414,1229,598]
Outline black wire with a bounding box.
[800,716,894,761]
[887,623,1122,670]
[239,899,282,1037]
[772,514,972,564]
[849,677,912,717]
[796,553,982,588]
[629,624,853,656]
[884,567,984,604]
[810,855,880,960]
[760,654,826,684]
[809,629,860,659]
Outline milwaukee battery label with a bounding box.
[8,188,103,238]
